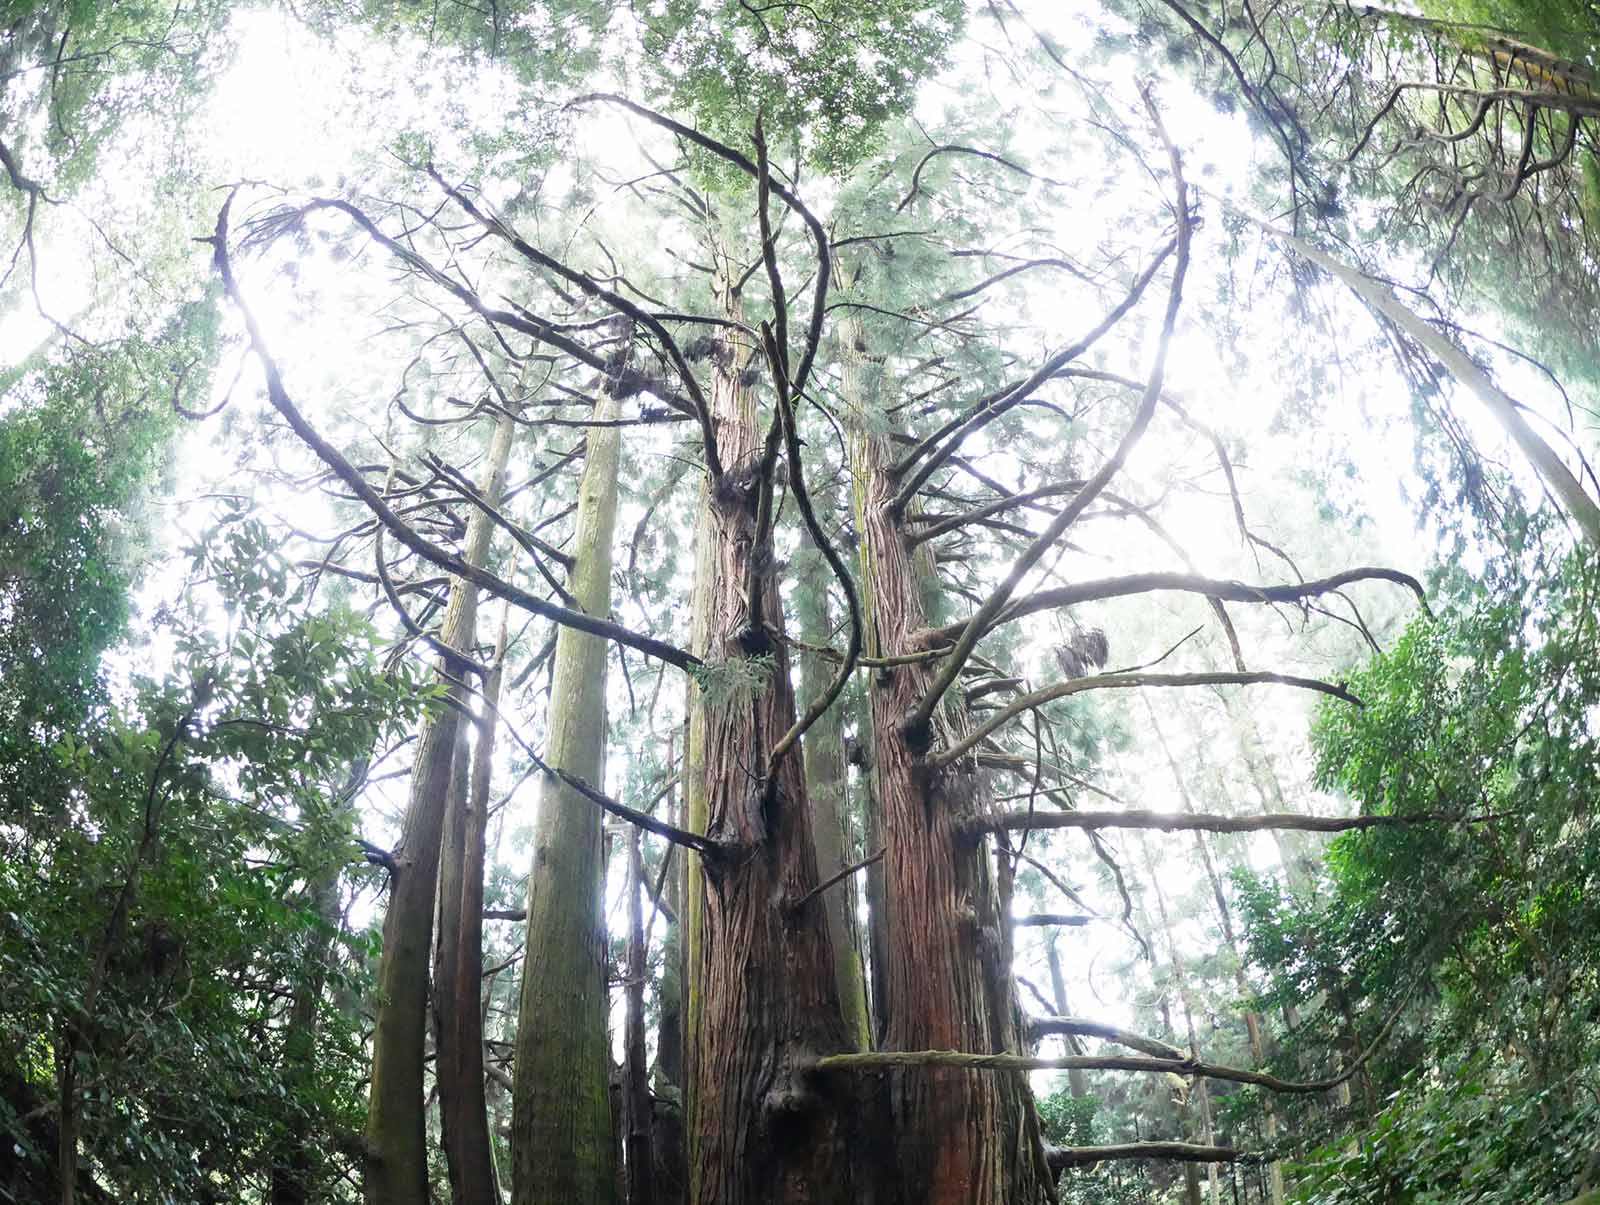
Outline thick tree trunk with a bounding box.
[865,792,893,1044]
[512,386,623,1204]
[845,315,1052,1205]
[364,407,515,1205]
[682,273,857,1204]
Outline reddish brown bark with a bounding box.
[851,418,1052,1205]
[683,275,857,1204]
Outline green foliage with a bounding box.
[688,651,777,710]
[0,1,234,195]
[1237,546,1600,1195]
[0,514,427,1200]
[640,0,965,174]
[1035,1089,1152,1204]
[1422,0,1600,66]
[0,306,222,825]
[1290,1055,1600,1203]
[307,0,611,84]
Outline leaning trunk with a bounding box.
[512,384,624,1204]
[624,828,654,1205]
[1223,200,1600,547]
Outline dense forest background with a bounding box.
[2,0,1598,1201]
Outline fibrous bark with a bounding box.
[682,271,857,1204]
[845,310,1052,1205]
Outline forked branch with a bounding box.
[902,92,1195,746]
[930,671,1358,770]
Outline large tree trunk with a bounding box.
[845,312,1052,1205]
[364,407,515,1204]
[682,271,857,1204]
[511,385,623,1204]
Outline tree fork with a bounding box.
[363,418,505,1205]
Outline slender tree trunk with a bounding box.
[1043,934,1089,1099]
[364,405,515,1205]
[682,388,717,1140]
[1138,833,1217,1205]
[652,740,688,1205]
[624,828,654,1205]
[434,606,509,1205]
[1217,196,1600,547]
[797,531,872,1052]
[1150,699,1285,1205]
[845,308,1052,1205]
[512,382,624,1203]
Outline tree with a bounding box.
[0,513,424,1201]
[1235,543,1600,1201]
[513,352,626,1203]
[7,1,1600,1201]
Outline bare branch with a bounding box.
[1011,913,1093,928]
[932,671,1359,770]
[968,807,1491,837]
[1027,1016,1185,1060]
[925,567,1429,646]
[1047,1142,1244,1170]
[902,95,1195,746]
[207,191,702,673]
